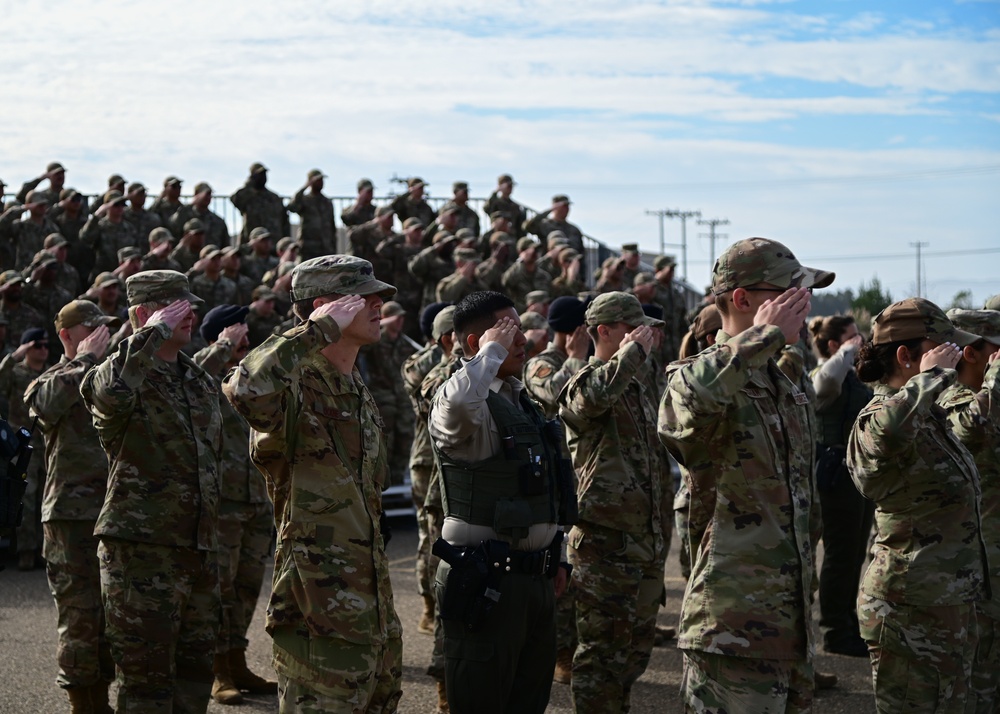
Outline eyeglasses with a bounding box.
[742,287,813,294]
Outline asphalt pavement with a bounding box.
[0,518,875,713]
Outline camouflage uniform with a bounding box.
[288,187,336,260]
[231,183,289,246]
[348,218,394,280]
[375,237,423,340]
[558,295,670,713]
[25,308,119,698]
[341,203,376,229]
[123,206,163,251]
[501,262,553,314]
[192,339,272,657]
[0,352,46,560]
[223,306,402,714]
[483,194,526,238]
[168,204,229,246]
[190,272,239,315]
[149,196,183,227]
[1,298,45,353]
[522,214,584,255]
[242,251,280,287]
[652,279,688,363]
[81,273,223,713]
[246,303,284,349]
[390,193,436,229]
[0,208,61,271]
[435,269,489,303]
[80,215,138,282]
[408,245,454,310]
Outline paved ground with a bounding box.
[0,518,875,713]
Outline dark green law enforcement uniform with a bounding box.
[429,340,575,714]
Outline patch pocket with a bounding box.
[735,386,779,484]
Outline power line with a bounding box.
[697,217,729,270]
[807,246,1000,263]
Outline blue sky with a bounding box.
[2,0,998,306]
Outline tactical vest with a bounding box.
[816,369,872,447]
[437,390,569,541]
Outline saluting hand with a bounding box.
[621,324,654,356]
[78,325,111,360]
[920,342,962,372]
[148,299,192,331]
[311,294,367,331]
[481,317,519,352]
[754,287,811,344]
[566,325,589,360]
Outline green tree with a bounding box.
[851,277,893,316]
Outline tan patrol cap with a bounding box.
[56,300,122,331]
[871,298,979,347]
[380,301,406,318]
[711,238,834,296]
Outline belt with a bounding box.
[506,547,553,576]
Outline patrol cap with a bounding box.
[985,294,1000,312]
[408,177,427,189]
[59,188,79,202]
[108,174,125,186]
[455,228,477,242]
[248,227,272,243]
[433,231,458,246]
[380,301,406,318]
[454,247,480,263]
[126,270,204,307]
[711,238,834,296]
[585,291,664,328]
[193,181,212,195]
[497,174,515,185]
[559,247,581,262]
[622,243,639,253]
[92,272,122,290]
[183,218,206,234]
[432,305,456,340]
[28,251,58,272]
[25,190,49,206]
[104,190,128,208]
[520,311,548,331]
[126,182,145,194]
[290,255,396,302]
[552,194,571,206]
[164,175,182,187]
[20,328,47,346]
[357,178,374,191]
[117,246,142,263]
[307,169,326,180]
[276,237,301,255]
[0,270,25,291]
[251,285,277,302]
[871,298,980,347]
[654,255,676,271]
[633,272,656,286]
[375,205,395,218]
[47,161,66,174]
[56,299,122,331]
[489,210,510,222]
[439,205,459,217]
[200,304,249,343]
[220,245,240,258]
[548,296,586,333]
[947,308,1000,347]
[199,245,223,260]
[148,226,174,246]
[516,237,537,253]
[453,181,469,193]
[44,233,68,249]
[691,304,722,341]
[525,290,550,306]
[490,231,515,247]
[249,162,268,175]
[402,217,423,230]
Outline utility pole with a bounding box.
[910,241,929,297]
[645,210,668,255]
[664,209,701,280]
[697,217,730,270]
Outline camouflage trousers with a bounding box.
[43,520,114,689]
[858,594,977,713]
[217,499,272,652]
[410,464,434,598]
[680,651,814,713]
[968,608,1000,714]
[567,522,666,714]
[272,629,402,713]
[16,453,45,554]
[98,538,220,714]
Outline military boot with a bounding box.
[436,680,450,714]
[553,648,573,684]
[418,594,436,635]
[229,648,277,694]
[66,686,94,714]
[211,653,244,705]
[89,681,114,714]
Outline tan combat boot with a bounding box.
[418,594,436,635]
[211,652,244,705]
[229,648,278,694]
[67,686,94,714]
[436,680,450,714]
[553,648,573,685]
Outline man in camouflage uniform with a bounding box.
[557,293,670,711]
[89,175,127,216]
[658,238,831,712]
[223,255,402,714]
[475,232,515,292]
[435,247,488,303]
[171,219,207,274]
[1,190,61,271]
[55,188,93,279]
[15,162,68,215]
[23,251,73,360]
[44,233,82,297]
[122,182,163,251]
[348,205,396,279]
[1,328,50,570]
[483,174,526,238]
[502,237,553,313]
[81,270,223,713]
[375,217,425,341]
[231,163,290,246]
[245,286,283,349]
[620,243,643,289]
[81,191,139,282]
[523,296,590,685]
[444,182,480,237]
[341,179,377,228]
[241,227,279,286]
[149,176,184,227]
[409,231,458,312]
[25,301,120,713]
[190,246,239,314]
[651,255,689,362]
[140,227,183,273]
[288,169,337,260]
[523,195,584,255]
[220,246,257,305]
[358,300,419,487]
[192,305,277,705]
[0,270,45,352]
[169,182,230,247]
[390,177,436,228]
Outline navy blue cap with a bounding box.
[420,301,452,341]
[200,304,249,343]
[547,296,586,334]
[20,327,47,345]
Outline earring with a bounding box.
[905,363,911,368]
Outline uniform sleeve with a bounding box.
[811,344,857,411]
[25,355,96,430]
[80,214,101,247]
[192,339,235,379]
[428,341,505,449]
[559,344,644,422]
[222,314,341,434]
[524,355,587,412]
[15,177,42,203]
[942,358,1000,451]
[286,187,306,215]
[659,325,786,436]
[230,185,250,211]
